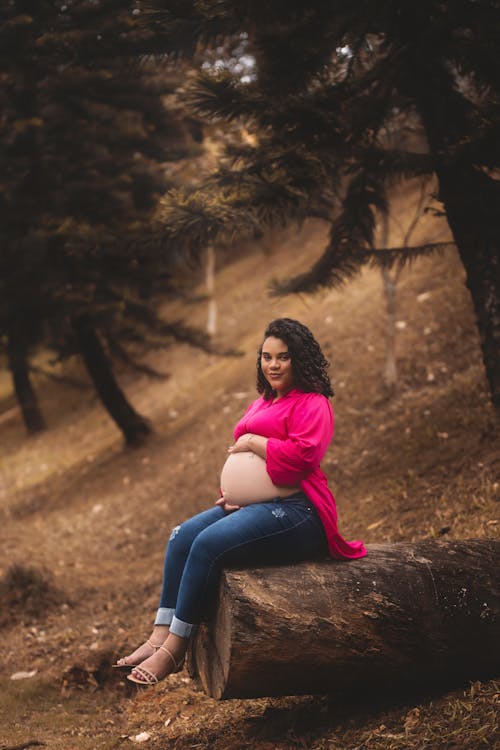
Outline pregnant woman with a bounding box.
[116,318,366,685]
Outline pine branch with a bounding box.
[158,187,261,259]
[271,240,456,296]
[185,71,262,121]
[28,364,91,390]
[364,148,434,181]
[271,167,388,295]
[153,319,214,352]
[35,2,200,63]
[367,241,456,270]
[270,245,369,296]
[105,336,169,379]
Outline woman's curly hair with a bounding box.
[256,318,333,399]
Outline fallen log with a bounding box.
[188,539,500,699]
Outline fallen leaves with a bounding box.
[10,669,37,680]
[366,519,385,531]
[404,707,421,733]
[131,731,151,743]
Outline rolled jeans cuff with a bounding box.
[154,607,175,626]
[169,615,197,639]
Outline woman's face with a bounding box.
[260,336,294,398]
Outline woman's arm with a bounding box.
[229,396,333,483]
[228,432,268,459]
[266,395,333,485]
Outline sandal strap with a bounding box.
[159,645,182,672]
[146,639,163,651]
[130,665,159,685]
[115,639,162,667]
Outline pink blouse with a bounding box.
[234,388,366,560]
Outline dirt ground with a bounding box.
[0,207,499,749]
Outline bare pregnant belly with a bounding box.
[220,452,299,505]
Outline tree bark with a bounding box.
[381,266,397,395]
[433,165,500,409]
[6,332,46,434]
[189,539,500,699]
[379,211,398,395]
[206,244,217,336]
[72,314,152,446]
[411,69,500,410]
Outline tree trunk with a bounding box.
[72,314,152,446]
[379,211,397,395]
[189,539,500,699]
[412,72,500,410]
[434,165,500,409]
[381,267,397,395]
[206,244,217,336]
[381,268,398,396]
[6,332,46,434]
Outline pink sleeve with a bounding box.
[266,395,333,485]
[233,399,259,441]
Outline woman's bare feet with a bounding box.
[115,625,170,667]
[128,633,187,684]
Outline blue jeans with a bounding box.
[154,492,328,638]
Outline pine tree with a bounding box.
[0,1,207,442]
[151,0,500,409]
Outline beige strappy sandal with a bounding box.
[126,645,185,685]
[112,639,163,671]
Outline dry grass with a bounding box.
[0,564,63,629]
[123,677,499,749]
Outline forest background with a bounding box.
[0,2,498,749]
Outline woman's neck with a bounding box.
[273,387,294,402]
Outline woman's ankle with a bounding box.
[164,632,188,661]
[151,624,170,643]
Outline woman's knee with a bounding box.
[166,520,196,558]
[172,516,205,544]
[168,507,224,552]
[186,521,237,568]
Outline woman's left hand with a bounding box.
[227,433,253,453]
[228,433,268,458]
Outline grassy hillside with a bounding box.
[0,216,498,750]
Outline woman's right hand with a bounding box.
[215,492,241,513]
